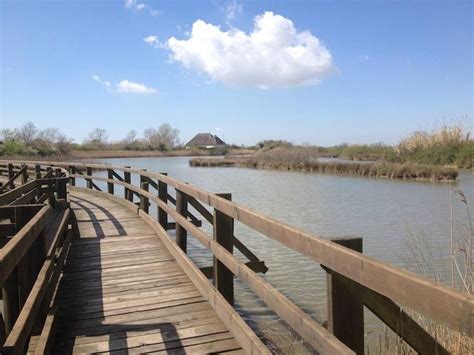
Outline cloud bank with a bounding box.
[166,11,334,88]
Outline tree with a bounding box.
[18,122,38,145]
[85,128,109,148]
[143,124,180,150]
[0,128,19,141]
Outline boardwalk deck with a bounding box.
[28,190,244,354]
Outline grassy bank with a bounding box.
[190,148,459,182]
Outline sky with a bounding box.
[1,0,472,146]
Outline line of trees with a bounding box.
[0,122,182,156]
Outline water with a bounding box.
[89,156,473,352]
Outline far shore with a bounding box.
[1,148,256,161]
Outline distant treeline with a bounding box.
[1,123,472,168]
[0,123,184,156]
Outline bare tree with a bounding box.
[85,128,109,148]
[143,124,180,150]
[18,122,38,145]
[0,128,19,141]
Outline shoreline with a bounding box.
[0,148,256,161]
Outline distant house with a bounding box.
[185,133,226,149]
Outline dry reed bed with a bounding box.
[189,155,458,182]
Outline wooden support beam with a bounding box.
[124,166,132,202]
[107,169,114,195]
[200,261,267,279]
[35,165,41,180]
[213,193,234,305]
[20,165,28,185]
[68,166,75,186]
[86,167,92,190]
[175,189,187,252]
[158,173,168,229]
[8,163,14,189]
[140,175,149,214]
[325,238,364,355]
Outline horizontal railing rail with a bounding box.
[1,160,471,354]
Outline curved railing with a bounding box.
[2,160,473,354]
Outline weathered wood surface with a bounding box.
[27,190,248,354]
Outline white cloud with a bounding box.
[91,75,156,94]
[124,0,145,11]
[116,80,157,94]
[124,0,159,16]
[222,0,242,23]
[166,11,334,88]
[91,74,111,89]
[144,35,165,49]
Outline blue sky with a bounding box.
[1,0,472,146]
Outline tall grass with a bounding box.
[386,187,474,354]
[190,147,458,181]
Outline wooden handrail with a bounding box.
[0,205,51,284]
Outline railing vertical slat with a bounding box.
[158,173,168,229]
[326,237,364,354]
[124,166,132,202]
[86,167,93,190]
[7,163,14,189]
[107,169,114,195]
[213,193,234,305]
[55,168,67,202]
[140,172,149,214]
[20,164,28,185]
[175,189,188,252]
[69,166,76,186]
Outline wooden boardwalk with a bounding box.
[29,190,243,354]
[2,161,471,355]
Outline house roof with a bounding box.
[186,133,226,147]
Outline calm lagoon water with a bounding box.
[89,156,473,352]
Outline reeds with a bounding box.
[189,147,458,181]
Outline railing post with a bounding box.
[7,163,14,189]
[21,164,28,184]
[213,193,234,305]
[175,189,188,252]
[86,167,93,189]
[140,173,149,214]
[55,168,67,202]
[2,270,19,336]
[107,169,114,195]
[158,173,168,229]
[47,167,55,208]
[124,166,132,202]
[35,165,42,180]
[69,166,76,186]
[326,237,364,354]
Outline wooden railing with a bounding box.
[1,160,473,354]
[0,164,73,354]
